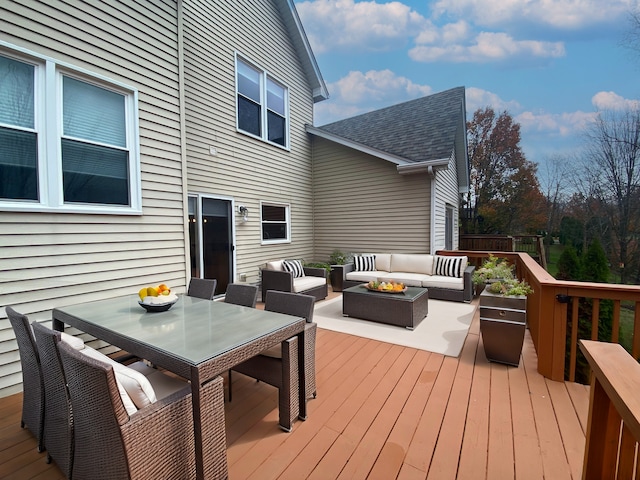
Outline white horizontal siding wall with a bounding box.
[0,0,185,397]
[312,138,432,262]
[433,152,461,251]
[182,0,316,282]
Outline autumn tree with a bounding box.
[579,107,640,283]
[465,107,547,234]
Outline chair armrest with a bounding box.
[261,268,294,299]
[329,264,354,292]
[463,265,475,303]
[303,267,327,279]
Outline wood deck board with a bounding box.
[0,296,590,479]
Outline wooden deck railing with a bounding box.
[460,235,547,269]
[446,250,640,382]
[579,340,640,479]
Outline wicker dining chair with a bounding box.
[31,322,74,478]
[187,278,218,300]
[57,340,228,479]
[224,283,259,308]
[6,306,45,452]
[231,290,317,431]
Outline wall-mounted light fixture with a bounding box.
[238,205,249,222]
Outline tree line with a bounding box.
[464,106,640,285]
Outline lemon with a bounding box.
[147,286,159,297]
[138,287,148,301]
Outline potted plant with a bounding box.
[479,276,533,367]
[472,255,515,295]
[328,249,353,291]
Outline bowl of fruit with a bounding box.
[365,280,407,293]
[138,284,179,312]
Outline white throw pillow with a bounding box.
[60,332,85,350]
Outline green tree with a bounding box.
[556,245,581,280]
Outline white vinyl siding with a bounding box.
[0,1,184,397]
[434,152,460,251]
[312,138,432,260]
[182,0,316,283]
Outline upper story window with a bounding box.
[0,45,140,214]
[236,56,289,149]
[261,202,290,244]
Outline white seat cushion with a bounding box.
[378,272,427,287]
[60,332,85,350]
[345,270,387,283]
[79,347,157,414]
[423,275,464,290]
[292,275,325,293]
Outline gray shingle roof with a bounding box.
[316,86,465,163]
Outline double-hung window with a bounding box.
[236,56,288,148]
[0,46,140,214]
[261,203,290,243]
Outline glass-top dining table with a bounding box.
[52,294,307,480]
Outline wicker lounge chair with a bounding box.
[224,283,259,308]
[6,306,45,452]
[57,340,228,479]
[231,291,317,431]
[187,277,218,300]
[31,322,74,478]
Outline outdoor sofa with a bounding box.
[331,253,475,303]
[261,259,328,302]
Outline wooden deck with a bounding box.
[0,295,590,479]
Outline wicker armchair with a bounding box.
[224,283,259,308]
[31,322,74,478]
[6,306,45,452]
[187,278,218,300]
[57,341,228,479]
[231,291,317,431]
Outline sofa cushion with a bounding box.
[293,275,325,293]
[434,255,467,278]
[372,253,391,272]
[345,270,387,283]
[390,254,434,275]
[378,272,426,287]
[265,260,284,271]
[283,259,305,278]
[353,254,376,271]
[423,275,464,290]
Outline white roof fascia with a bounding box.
[278,0,329,102]
[306,125,411,166]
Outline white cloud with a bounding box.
[592,91,640,110]
[314,69,432,125]
[296,0,430,53]
[516,110,596,136]
[465,87,521,113]
[431,0,634,30]
[410,30,565,63]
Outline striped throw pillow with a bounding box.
[434,256,464,278]
[353,254,376,271]
[282,259,305,278]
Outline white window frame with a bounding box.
[235,54,289,150]
[260,202,291,245]
[0,42,141,214]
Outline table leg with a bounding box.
[297,329,306,420]
[191,368,204,480]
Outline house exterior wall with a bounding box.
[0,1,184,396]
[433,152,461,251]
[182,0,316,284]
[312,137,432,261]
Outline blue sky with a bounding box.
[295,0,640,174]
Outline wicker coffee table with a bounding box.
[342,284,429,329]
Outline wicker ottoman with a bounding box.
[342,285,429,330]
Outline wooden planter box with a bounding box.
[479,287,527,366]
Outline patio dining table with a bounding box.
[52,294,307,480]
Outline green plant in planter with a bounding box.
[487,278,534,296]
[304,261,331,277]
[472,255,515,286]
[329,249,352,265]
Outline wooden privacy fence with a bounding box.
[449,250,640,382]
[579,340,640,480]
